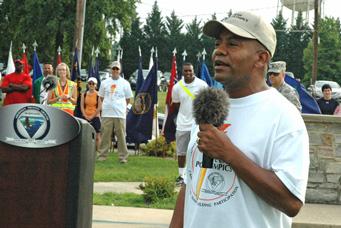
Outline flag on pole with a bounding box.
[163,50,178,143]
[200,62,213,87]
[87,46,95,78]
[71,48,80,81]
[6,42,15,75]
[136,46,144,94]
[32,50,43,84]
[126,58,158,144]
[93,55,101,89]
[285,74,321,114]
[57,46,62,65]
[22,44,30,75]
[200,61,224,89]
[148,47,154,71]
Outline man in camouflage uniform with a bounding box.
[268,61,302,112]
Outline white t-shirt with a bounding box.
[98,76,133,118]
[184,88,309,228]
[172,77,208,131]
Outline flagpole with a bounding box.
[154,47,158,141]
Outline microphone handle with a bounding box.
[202,154,213,168]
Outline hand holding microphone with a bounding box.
[193,87,230,168]
[193,87,229,200]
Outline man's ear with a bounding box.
[255,50,271,69]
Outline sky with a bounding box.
[136,0,340,26]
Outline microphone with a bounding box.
[193,87,230,168]
[42,75,57,93]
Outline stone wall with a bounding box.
[303,114,341,204]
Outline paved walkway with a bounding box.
[93,182,341,228]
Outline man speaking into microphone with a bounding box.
[169,11,309,228]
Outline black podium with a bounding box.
[0,104,96,228]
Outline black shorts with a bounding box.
[89,117,101,133]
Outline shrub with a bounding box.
[140,136,176,157]
[139,176,176,204]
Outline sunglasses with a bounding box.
[112,67,120,71]
[269,72,280,77]
[88,82,95,85]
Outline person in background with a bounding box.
[268,61,302,112]
[170,11,309,228]
[172,62,208,186]
[97,61,133,163]
[47,62,77,115]
[0,59,32,105]
[81,77,102,150]
[317,84,339,114]
[34,63,53,104]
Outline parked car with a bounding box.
[80,69,88,81]
[308,80,341,101]
[99,71,110,81]
[129,69,163,91]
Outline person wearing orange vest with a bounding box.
[47,62,77,115]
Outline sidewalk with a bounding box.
[92,182,341,228]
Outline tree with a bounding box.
[183,17,203,67]
[303,17,341,84]
[120,17,145,78]
[271,11,288,61]
[286,11,312,80]
[143,1,167,71]
[164,11,185,70]
[0,0,138,69]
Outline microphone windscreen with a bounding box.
[193,87,229,127]
[193,88,229,169]
[42,75,57,91]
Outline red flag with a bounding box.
[57,52,62,65]
[22,51,30,74]
[165,55,177,112]
[162,53,177,143]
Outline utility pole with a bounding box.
[312,0,320,85]
[74,0,87,66]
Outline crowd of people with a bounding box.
[0,10,340,227]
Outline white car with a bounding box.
[308,80,341,101]
[99,71,110,81]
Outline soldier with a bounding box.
[268,61,302,112]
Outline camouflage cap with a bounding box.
[268,61,286,73]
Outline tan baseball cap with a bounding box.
[110,61,121,69]
[203,11,277,57]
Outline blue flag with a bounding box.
[32,51,43,83]
[126,60,158,144]
[200,62,213,86]
[71,48,80,81]
[93,57,101,89]
[285,75,321,114]
[136,54,144,94]
[87,55,94,79]
[200,62,224,89]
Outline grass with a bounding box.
[93,192,178,210]
[94,152,179,209]
[94,152,178,182]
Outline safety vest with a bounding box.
[51,80,76,115]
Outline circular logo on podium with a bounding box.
[13,106,50,140]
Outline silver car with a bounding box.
[308,80,341,101]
